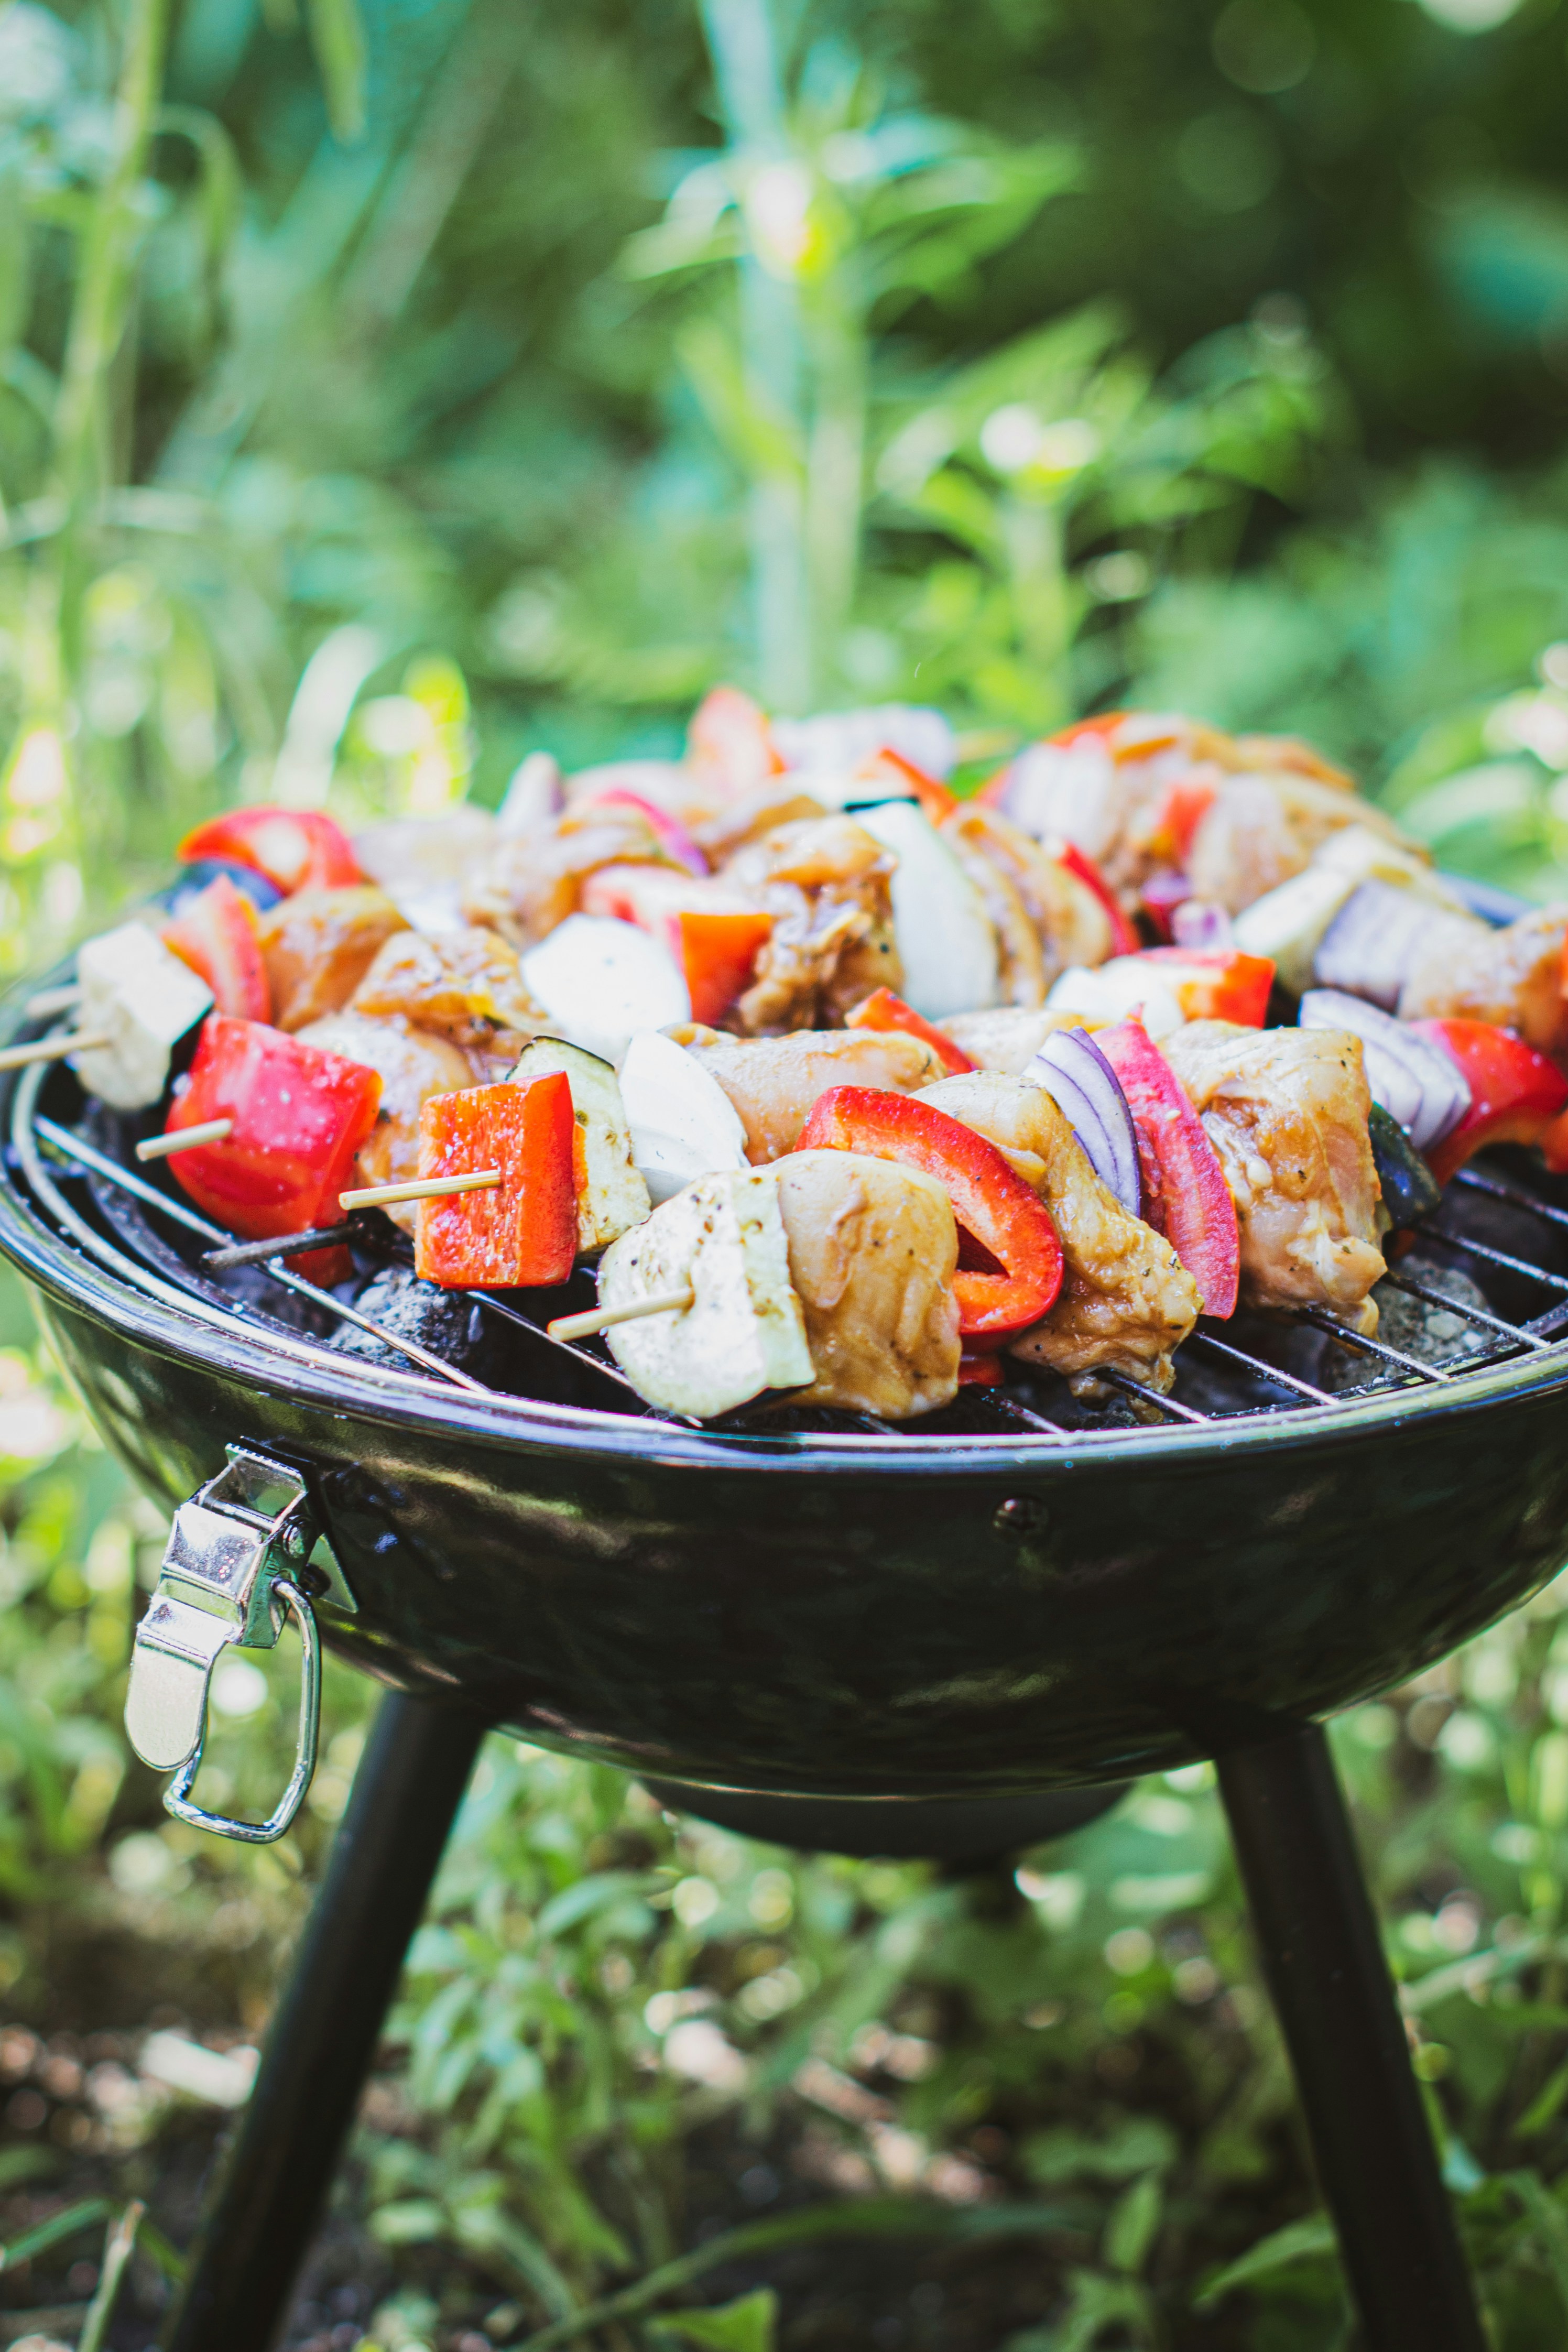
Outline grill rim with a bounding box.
[7,886,1568,1476]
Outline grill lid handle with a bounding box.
[125,1446,325,1844]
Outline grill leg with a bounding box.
[1218,1722,1484,2352]
[161,1687,489,2352]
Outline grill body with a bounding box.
[18,1242,1568,1796]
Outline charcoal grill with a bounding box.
[1,883,1562,2352]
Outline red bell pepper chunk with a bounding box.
[794,1086,1064,1337]
[1048,712,1129,748]
[844,987,975,1075]
[1051,840,1140,957]
[852,746,957,824]
[1127,946,1275,1028]
[679,911,776,1027]
[957,1351,1005,1386]
[1144,777,1216,866]
[415,1076,577,1290]
[687,685,786,792]
[177,807,362,897]
[161,874,271,1021]
[1096,1016,1240,1318]
[1412,1019,1568,1186]
[165,1015,383,1281]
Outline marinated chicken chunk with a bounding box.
[942,807,1114,985]
[296,1010,476,1235]
[257,888,409,1031]
[1186,772,1410,917]
[683,1028,947,1162]
[350,925,549,1058]
[1163,1021,1385,1331]
[1399,905,1568,1061]
[774,1150,961,1418]
[462,805,674,951]
[718,814,902,1031]
[918,1072,1200,1390]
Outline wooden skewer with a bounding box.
[26,984,82,1018]
[136,1118,234,1162]
[204,1222,361,1270]
[339,1168,502,1212]
[548,1288,695,1343]
[0,1029,112,1073]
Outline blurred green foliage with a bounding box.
[4,0,1568,2343]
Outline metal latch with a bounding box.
[125,1447,324,1843]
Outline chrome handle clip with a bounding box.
[124,1447,324,1843]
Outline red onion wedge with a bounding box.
[1025,1027,1141,1216]
[1298,988,1472,1153]
[1312,881,1432,1011]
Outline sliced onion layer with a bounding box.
[1312,880,1432,1010]
[1298,987,1472,1152]
[1024,1027,1141,1215]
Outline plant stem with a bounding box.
[78,2198,145,2352]
[1003,491,1073,728]
[50,0,171,671]
[698,0,810,711]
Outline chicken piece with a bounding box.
[598,1169,814,1419]
[350,925,549,1055]
[943,807,1113,983]
[943,1006,1095,1075]
[682,1028,948,1162]
[917,1073,1200,1391]
[719,814,902,1031]
[940,822,1045,1007]
[462,807,673,951]
[353,809,497,930]
[257,888,409,1032]
[1186,772,1411,917]
[296,1010,476,1235]
[1399,905,1568,1061]
[692,786,828,866]
[774,1151,961,1418]
[1163,1020,1385,1332]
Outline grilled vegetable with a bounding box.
[520,914,691,1063]
[178,807,362,897]
[1125,947,1275,1026]
[1025,1027,1141,1216]
[844,987,974,1074]
[164,1014,383,1277]
[161,874,270,1022]
[73,923,214,1110]
[1298,989,1470,1153]
[415,1076,576,1290]
[853,801,1000,1020]
[1367,1102,1442,1229]
[597,1168,813,1418]
[1095,1016,1241,1317]
[1413,1019,1568,1186]
[580,865,774,1026]
[618,1030,750,1203]
[579,790,707,875]
[1046,960,1184,1039]
[793,1085,1064,1338]
[509,1038,649,1253]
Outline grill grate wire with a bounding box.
[12,1055,1568,1446]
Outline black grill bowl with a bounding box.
[6,1039,1568,1802]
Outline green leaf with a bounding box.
[0,2195,110,2271]
[304,0,367,143]
[1193,2214,1338,2310]
[654,2288,779,2350]
[1104,2173,1163,2278]
[535,1869,648,1941]
[368,2198,447,2246]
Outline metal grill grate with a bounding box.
[11,1049,1568,1449]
